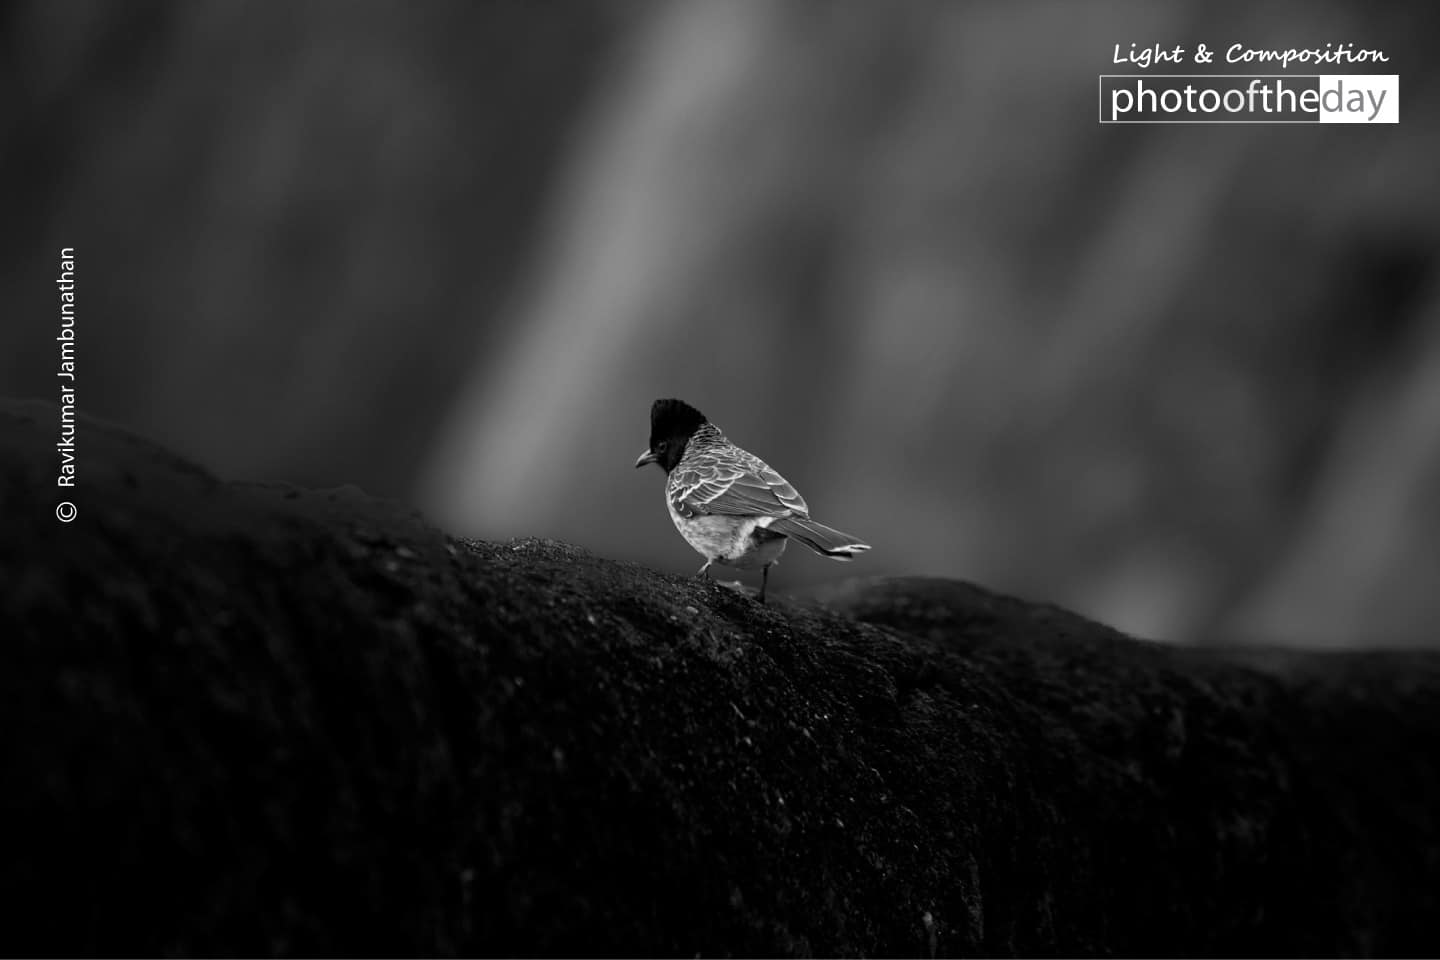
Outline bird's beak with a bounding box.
[634,448,658,469]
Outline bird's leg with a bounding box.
[696,559,713,578]
[759,563,770,604]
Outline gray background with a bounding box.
[4,0,1438,647]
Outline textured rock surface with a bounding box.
[2,398,1438,956]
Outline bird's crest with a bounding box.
[650,398,707,444]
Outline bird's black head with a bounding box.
[635,398,707,473]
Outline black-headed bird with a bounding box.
[634,398,869,602]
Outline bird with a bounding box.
[634,398,870,602]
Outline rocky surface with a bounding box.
[2,397,1438,956]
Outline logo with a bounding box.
[1100,44,1397,124]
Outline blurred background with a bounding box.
[3,0,1438,648]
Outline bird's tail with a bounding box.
[768,516,871,560]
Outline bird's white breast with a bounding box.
[666,498,786,570]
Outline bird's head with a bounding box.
[634,398,707,473]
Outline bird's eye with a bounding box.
[656,441,668,452]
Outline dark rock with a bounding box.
[2,398,1438,956]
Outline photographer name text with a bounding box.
[57,248,77,504]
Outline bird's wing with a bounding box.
[669,447,809,520]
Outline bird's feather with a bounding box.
[649,411,869,573]
[669,449,808,521]
[766,515,870,558]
